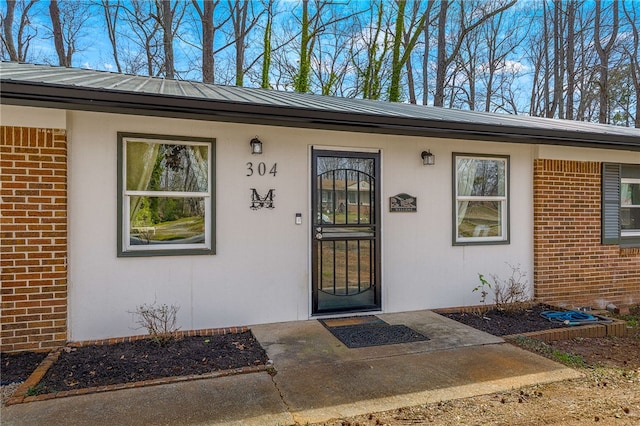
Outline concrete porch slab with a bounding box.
[251,310,582,424]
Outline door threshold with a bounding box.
[310,310,382,320]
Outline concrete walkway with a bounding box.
[1,311,581,425]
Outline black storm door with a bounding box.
[311,149,381,314]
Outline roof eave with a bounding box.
[2,80,639,151]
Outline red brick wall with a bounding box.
[1,126,68,353]
[534,159,640,309]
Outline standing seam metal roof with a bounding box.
[1,62,639,149]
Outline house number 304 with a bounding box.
[246,162,277,177]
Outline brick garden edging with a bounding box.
[503,318,628,342]
[5,326,271,406]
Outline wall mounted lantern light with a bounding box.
[421,150,435,166]
[250,137,263,154]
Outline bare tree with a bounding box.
[551,0,566,118]
[100,0,122,72]
[421,0,435,105]
[122,1,161,75]
[622,1,639,128]
[482,5,526,113]
[311,4,363,96]
[293,0,364,93]
[351,0,391,100]
[594,0,619,124]
[1,0,39,62]
[294,0,312,93]
[49,0,65,65]
[403,0,434,104]
[565,0,576,120]
[191,0,216,83]
[574,4,599,122]
[150,0,187,79]
[48,0,90,67]
[229,0,261,87]
[388,0,428,103]
[260,0,274,88]
[433,0,517,107]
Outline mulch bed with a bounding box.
[1,352,48,385]
[2,331,268,396]
[442,304,571,336]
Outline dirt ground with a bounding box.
[313,369,639,425]
[312,328,640,426]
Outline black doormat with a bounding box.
[320,317,429,349]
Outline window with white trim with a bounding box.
[453,154,509,245]
[117,133,215,256]
[602,163,640,247]
[621,178,640,237]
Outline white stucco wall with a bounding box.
[1,105,66,129]
[3,105,539,341]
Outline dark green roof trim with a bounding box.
[2,62,639,150]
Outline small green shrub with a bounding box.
[472,273,492,315]
[26,383,45,396]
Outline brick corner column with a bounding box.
[1,126,68,353]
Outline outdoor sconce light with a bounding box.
[250,137,263,154]
[421,150,435,166]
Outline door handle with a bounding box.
[315,232,323,240]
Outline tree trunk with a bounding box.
[232,0,251,87]
[202,1,215,83]
[552,1,565,119]
[2,1,18,61]
[261,0,273,88]
[565,0,576,120]
[542,1,551,117]
[594,0,619,124]
[49,0,69,66]
[388,0,406,102]
[433,0,448,107]
[622,1,640,127]
[405,55,416,104]
[295,0,310,93]
[161,0,174,79]
[102,0,122,73]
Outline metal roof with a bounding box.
[1,62,639,150]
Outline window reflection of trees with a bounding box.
[317,157,375,225]
[129,141,208,232]
[152,144,208,221]
[471,160,503,196]
[156,144,208,193]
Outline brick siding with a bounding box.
[1,126,68,353]
[533,159,640,309]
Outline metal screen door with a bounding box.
[311,149,381,314]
